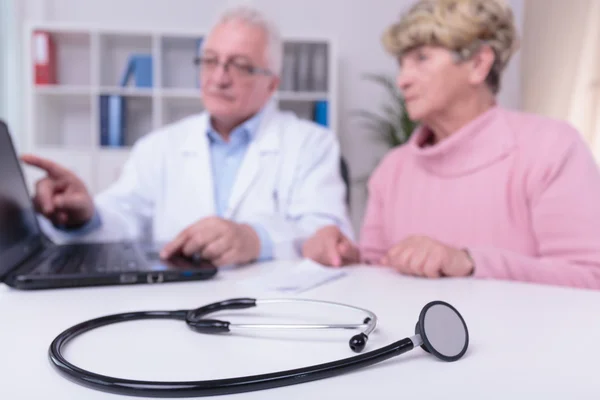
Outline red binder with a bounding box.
[32,30,57,85]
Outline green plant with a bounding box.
[353,73,418,148]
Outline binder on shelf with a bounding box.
[32,31,57,85]
[313,101,328,127]
[281,43,297,91]
[100,53,139,147]
[296,43,312,92]
[100,95,126,147]
[195,37,204,88]
[120,54,153,88]
[311,43,328,92]
[281,42,328,92]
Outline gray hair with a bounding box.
[208,5,283,76]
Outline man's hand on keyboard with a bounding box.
[159,217,261,266]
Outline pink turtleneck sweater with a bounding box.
[359,106,600,290]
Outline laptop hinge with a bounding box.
[0,237,48,283]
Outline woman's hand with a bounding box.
[302,225,360,267]
[381,236,474,278]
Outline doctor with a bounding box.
[21,5,353,266]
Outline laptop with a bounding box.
[0,120,217,290]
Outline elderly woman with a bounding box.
[303,0,600,290]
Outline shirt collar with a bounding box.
[207,105,266,144]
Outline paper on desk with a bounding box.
[243,259,347,294]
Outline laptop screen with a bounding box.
[0,121,44,279]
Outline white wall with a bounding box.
[0,0,20,146]
[520,0,591,121]
[13,0,524,233]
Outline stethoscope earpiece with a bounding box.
[348,317,373,352]
[349,333,368,352]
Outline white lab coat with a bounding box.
[41,103,354,260]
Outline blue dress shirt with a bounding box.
[60,111,274,262]
[205,111,273,261]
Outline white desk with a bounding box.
[1,261,599,399]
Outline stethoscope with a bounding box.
[49,297,469,398]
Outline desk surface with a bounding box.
[1,261,599,399]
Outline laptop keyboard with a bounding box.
[30,243,142,275]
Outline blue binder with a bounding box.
[120,54,153,88]
[313,101,328,127]
[100,95,125,147]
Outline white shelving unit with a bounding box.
[22,23,337,195]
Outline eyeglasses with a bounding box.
[193,55,273,78]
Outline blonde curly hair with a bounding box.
[382,0,520,93]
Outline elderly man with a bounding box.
[21,6,352,266]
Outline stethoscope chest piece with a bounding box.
[414,300,469,362]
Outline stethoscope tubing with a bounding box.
[50,317,413,398]
[48,298,395,398]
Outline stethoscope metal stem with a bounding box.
[255,298,378,336]
[409,334,423,347]
[229,323,370,331]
